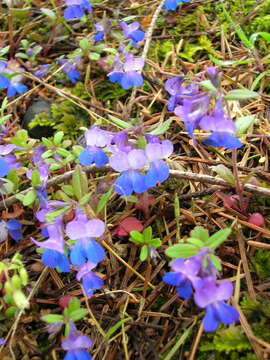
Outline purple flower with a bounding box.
[194,277,239,332]
[66,211,105,265]
[62,322,92,360]
[200,101,242,149]
[32,218,65,254]
[163,257,201,299]
[0,61,28,97]
[165,77,199,111]
[0,219,22,243]
[46,321,63,338]
[144,140,173,188]
[164,0,190,11]
[108,53,144,90]
[64,0,92,21]
[78,127,112,166]
[58,57,81,83]
[109,149,147,196]
[119,21,145,46]
[93,21,110,42]
[34,64,50,79]
[76,261,104,296]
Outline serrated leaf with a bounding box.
[235,115,255,135]
[149,119,172,135]
[140,245,148,261]
[130,231,144,244]
[205,228,231,250]
[42,314,64,324]
[69,308,88,322]
[97,187,113,215]
[211,164,235,185]
[224,89,259,101]
[165,244,199,258]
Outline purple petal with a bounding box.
[127,149,146,170]
[203,305,220,332]
[85,219,105,238]
[109,151,130,172]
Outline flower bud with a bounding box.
[248,213,265,227]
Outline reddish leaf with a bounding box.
[135,193,155,218]
[114,217,144,237]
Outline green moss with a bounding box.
[252,250,270,281]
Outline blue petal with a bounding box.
[67,70,80,83]
[0,75,9,89]
[81,0,92,12]
[14,83,28,95]
[121,72,143,90]
[0,157,10,177]
[7,219,22,230]
[145,160,169,189]
[130,30,145,45]
[114,172,133,196]
[8,230,22,242]
[93,32,104,42]
[70,242,86,266]
[85,240,105,263]
[64,350,77,360]
[203,305,220,332]
[163,272,185,287]
[78,149,94,166]
[215,302,239,325]
[128,170,147,194]
[109,72,123,84]
[204,132,242,149]
[74,349,92,360]
[164,0,178,10]
[42,249,70,272]
[82,273,104,296]
[176,280,193,300]
[93,149,108,166]
[64,5,84,21]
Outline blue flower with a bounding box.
[0,62,9,89]
[0,219,22,243]
[70,239,105,266]
[119,21,145,47]
[194,277,239,332]
[78,148,108,167]
[64,0,92,21]
[0,157,10,177]
[58,58,81,83]
[93,21,110,42]
[42,249,70,272]
[203,132,242,149]
[62,322,92,360]
[76,261,104,296]
[164,0,190,11]
[109,149,147,196]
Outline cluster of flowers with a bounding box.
[166,68,242,149]
[78,126,173,196]
[163,248,239,332]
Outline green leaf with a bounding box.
[104,317,132,340]
[149,119,172,135]
[137,135,147,150]
[72,166,88,201]
[224,89,260,101]
[56,148,70,157]
[149,238,161,248]
[235,115,255,135]
[205,228,231,250]
[89,53,100,61]
[21,189,36,206]
[250,32,270,45]
[165,244,199,258]
[53,131,64,145]
[143,226,152,243]
[13,290,29,309]
[199,80,217,92]
[130,231,144,244]
[108,115,130,129]
[79,193,91,206]
[67,297,80,312]
[97,187,113,215]
[5,306,17,318]
[42,314,64,324]
[80,39,90,51]
[190,226,209,242]
[31,169,41,187]
[211,165,235,185]
[208,54,255,67]
[42,137,53,147]
[209,254,222,271]
[42,149,54,159]
[45,206,70,223]
[69,308,88,322]
[61,185,74,196]
[187,237,205,248]
[140,245,148,261]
